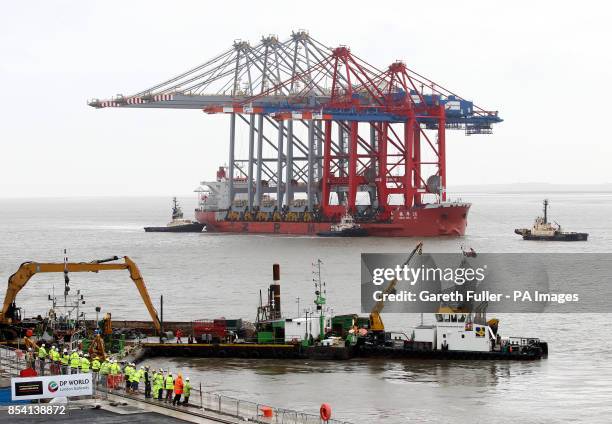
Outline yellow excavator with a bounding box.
[369,242,423,335]
[0,256,161,341]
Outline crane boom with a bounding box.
[369,242,423,332]
[0,256,161,333]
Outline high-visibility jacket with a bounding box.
[61,354,69,365]
[100,361,110,375]
[80,357,90,372]
[69,352,79,366]
[183,381,191,397]
[49,349,59,361]
[109,363,119,375]
[154,373,163,389]
[38,346,47,359]
[70,355,80,369]
[174,377,183,395]
[124,365,134,379]
[129,369,141,383]
[92,359,101,371]
[165,375,174,390]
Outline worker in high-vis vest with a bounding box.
[164,372,174,403]
[69,350,80,374]
[49,346,59,375]
[124,362,134,392]
[154,369,164,400]
[80,354,91,373]
[61,349,70,375]
[99,358,110,387]
[182,377,191,405]
[151,369,158,399]
[92,356,101,375]
[37,343,48,375]
[128,365,140,393]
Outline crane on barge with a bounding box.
[0,256,161,340]
[369,241,423,338]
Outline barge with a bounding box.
[140,259,547,361]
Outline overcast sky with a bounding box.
[1,1,611,197]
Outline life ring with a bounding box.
[320,403,332,421]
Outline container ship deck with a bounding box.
[195,167,470,237]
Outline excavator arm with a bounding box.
[0,256,162,334]
[369,242,423,332]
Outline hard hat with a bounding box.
[63,349,67,353]
[186,377,190,381]
[84,353,89,357]
[28,348,32,351]
[42,343,46,347]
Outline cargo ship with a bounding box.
[195,167,470,237]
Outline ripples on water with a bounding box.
[1,193,611,423]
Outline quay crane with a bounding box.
[89,31,502,237]
[0,256,161,340]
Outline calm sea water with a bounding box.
[1,193,611,423]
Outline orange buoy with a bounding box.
[260,406,273,418]
[320,403,332,421]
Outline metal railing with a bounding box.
[196,390,351,424]
[0,344,27,376]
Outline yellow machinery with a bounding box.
[369,242,423,332]
[0,256,161,335]
[88,333,107,360]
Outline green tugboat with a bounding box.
[514,199,588,241]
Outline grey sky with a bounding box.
[1,1,610,197]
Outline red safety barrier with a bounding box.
[107,374,124,390]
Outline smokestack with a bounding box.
[271,264,281,318]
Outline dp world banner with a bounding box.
[11,373,93,401]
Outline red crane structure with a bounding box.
[89,31,502,236]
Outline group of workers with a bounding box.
[27,343,100,376]
[107,361,192,406]
[27,343,192,406]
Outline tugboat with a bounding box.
[144,197,204,233]
[514,199,588,241]
[316,212,369,237]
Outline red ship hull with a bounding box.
[195,203,469,237]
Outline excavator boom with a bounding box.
[369,242,423,332]
[1,256,161,334]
